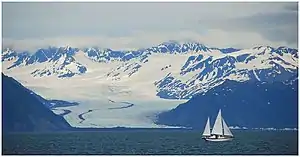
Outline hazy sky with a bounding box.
[2,2,298,51]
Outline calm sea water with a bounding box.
[2,130,298,155]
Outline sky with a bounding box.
[2,2,298,51]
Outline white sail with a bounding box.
[202,117,211,136]
[211,109,223,135]
[222,119,233,137]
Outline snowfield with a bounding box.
[2,52,188,128]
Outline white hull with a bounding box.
[204,137,233,142]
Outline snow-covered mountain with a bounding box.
[2,41,298,99]
[2,48,18,61]
[83,47,148,62]
[146,41,211,53]
[2,46,87,78]
[155,46,298,99]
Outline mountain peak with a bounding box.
[160,40,181,46]
[252,45,274,50]
[147,40,210,53]
[64,46,71,51]
[2,48,16,54]
[159,40,207,47]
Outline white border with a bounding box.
[0,1,299,157]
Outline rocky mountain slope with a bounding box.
[156,79,298,129]
[2,73,72,132]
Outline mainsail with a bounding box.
[202,117,211,136]
[211,109,223,135]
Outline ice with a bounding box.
[3,53,188,128]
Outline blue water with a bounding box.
[2,130,298,155]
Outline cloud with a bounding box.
[285,3,298,12]
[198,9,298,47]
[3,29,294,53]
[2,2,298,51]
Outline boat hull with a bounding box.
[204,138,233,142]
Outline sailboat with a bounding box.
[202,109,233,142]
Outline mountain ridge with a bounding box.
[2,41,298,99]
